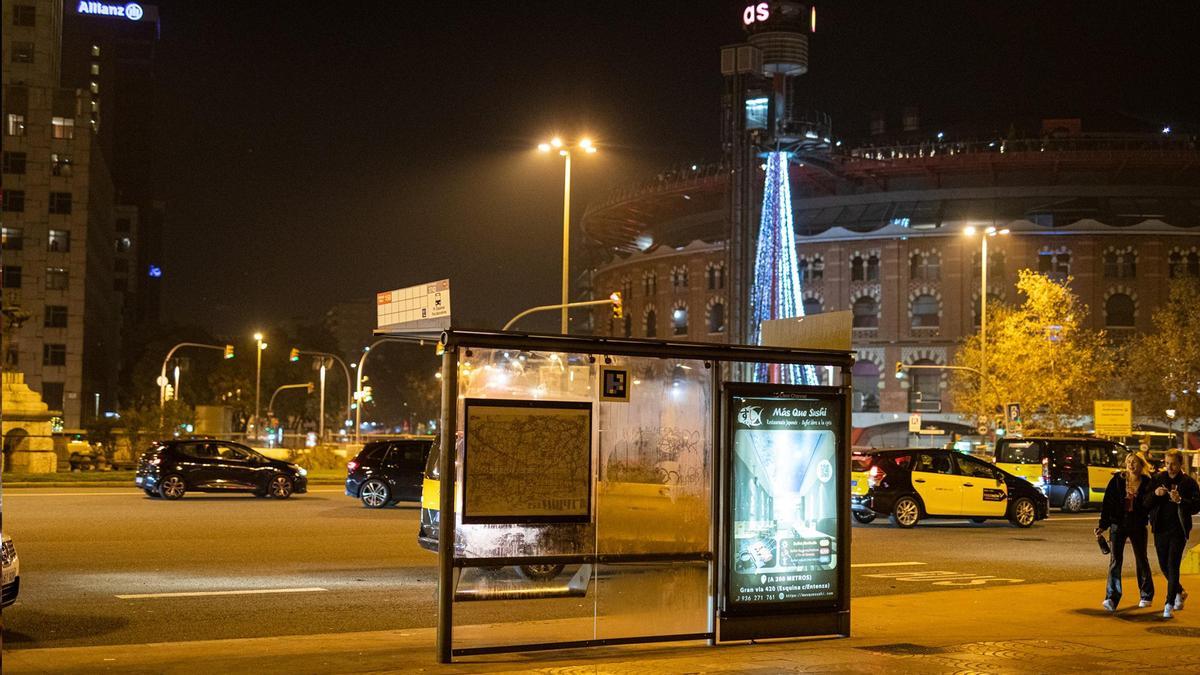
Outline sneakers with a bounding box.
[1102,599,1116,612]
[1139,599,1152,608]
[1175,590,1188,611]
[1164,603,1175,619]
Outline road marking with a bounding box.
[851,561,927,569]
[863,570,1024,586]
[116,587,328,599]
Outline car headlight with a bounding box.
[297,467,307,476]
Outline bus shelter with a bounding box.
[409,329,854,662]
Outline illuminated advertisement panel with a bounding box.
[726,388,842,609]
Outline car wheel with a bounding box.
[970,517,987,523]
[1009,497,1037,528]
[517,564,565,582]
[360,479,390,508]
[890,496,921,529]
[1061,488,1085,513]
[268,474,294,499]
[158,474,186,500]
[144,488,160,499]
[853,511,877,524]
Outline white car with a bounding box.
[2,532,19,608]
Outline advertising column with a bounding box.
[719,384,850,641]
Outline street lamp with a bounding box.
[538,136,598,334]
[254,332,267,440]
[964,225,1009,407]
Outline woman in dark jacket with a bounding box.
[1095,452,1155,612]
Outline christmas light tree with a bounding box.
[751,151,818,384]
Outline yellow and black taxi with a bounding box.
[851,448,1049,528]
[993,436,1125,512]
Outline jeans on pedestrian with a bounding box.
[1107,524,1155,606]
[1154,529,1188,605]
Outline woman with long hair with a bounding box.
[1096,452,1155,612]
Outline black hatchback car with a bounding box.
[852,448,1049,528]
[135,439,308,499]
[344,438,433,508]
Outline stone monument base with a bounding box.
[2,371,58,473]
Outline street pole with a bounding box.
[173,364,181,404]
[980,234,988,394]
[318,362,326,442]
[295,350,354,437]
[354,338,406,444]
[560,150,572,334]
[254,333,265,441]
[504,297,618,331]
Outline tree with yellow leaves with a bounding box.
[948,270,1117,433]
[1124,278,1200,447]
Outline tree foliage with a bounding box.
[948,270,1117,432]
[1125,278,1200,443]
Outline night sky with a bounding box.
[150,1,1200,337]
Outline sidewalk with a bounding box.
[6,575,1200,673]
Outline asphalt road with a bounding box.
[1,487,1111,650]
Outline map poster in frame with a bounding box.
[462,398,593,524]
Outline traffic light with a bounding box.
[224,344,235,359]
[894,361,906,379]
[289,347,300,362]
[610,291,623,319]
[362,386,373,402]
[306,382,315,394]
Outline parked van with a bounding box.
[993,436,1127,512]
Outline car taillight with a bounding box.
[347,460,358,472]
[868,465,885,488]
[1041,456,1050,481]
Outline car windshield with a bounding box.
[997,440,1042,464]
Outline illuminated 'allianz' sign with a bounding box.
[77,1,144,21]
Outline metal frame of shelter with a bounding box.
[379,328,854,663]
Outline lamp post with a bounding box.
[537,136,597,334]
[291,349,354,442]
[254,332,267,440]
[354,338,405,444]
[964,225,1009,409]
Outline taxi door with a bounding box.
[1085,441,1121,505]
[912,452,962,516]
[954,454,1008,516]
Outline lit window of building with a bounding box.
[48,229,71,252]
[51,116,75,139]
[6,113,26,136]
[12,42,34,63]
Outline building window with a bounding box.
[1105,294,1136,328]
[1104,248,1136,279]
[91,45,101,57]
[6,113,26,136]
[803,297,822,316]
[671,265,689,289]
[2,151,26,174]
[672,305,688,335]
[51,153,73,176]
[643,271,657,297]
[44,305,67,328]
[708,302,725,333]
[2,227,23,250]
[12,5,35,26]
[5,345,18,368]
[850,255,865,281]
[89,81,99,94]
[2,265,22,289]
[1037,249,1071,280]
[707,262,726,290]
[1168,251,1200,279]
[852,296,878,328]
[867,254,881,282]
[801,256,824,283]
[51,117,75,139]
[908,359,942,412]
[972,293,1004,327]
[644,307,657,338]
[48,229,70,252]
[11,41,34,63]
[623,314,632,338]
[49,192,72,214]
[2,190,24,212]
[911,294,940,328]
[852,360,880,413]
[43,343,67,366]
[46,267,68,290]
[910,251,941,281]
[90,63,100,75]
[41,382,65,411]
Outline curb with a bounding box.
[4,480,345,489]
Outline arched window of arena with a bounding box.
[1104,249,1136,279]
[1105,294,1135,328]
[866,254,881,282]
[803,297,822,316]
[672,266,689,289]
[852,360,880,413]
[1038,250,1070,280]
[798,259,809,283]
[852,296,878,328]
[644,308,657,338]
[672,305,688,336]
[908,359,941,412]
[1169,252,1185,278]
[972,293,1005,327]
[643,272,657,296]
[621,278,633,300]
[707,303,725,334]
[911,294,940,328]
[850,255,865,282]
[706,262,725,290]
[810,256,824,281]
[910,251,941,281]
[972,250,1006,281]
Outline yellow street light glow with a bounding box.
[585,146,597,154]
[579,138,593,149]
[260,342,268,350]
[963,226,976,236]
[551,137,563,148]
[985,226,997,235]
[537,142,551,153]
[254,332,263,341]
[999,228,1011,235]
[559,149,569,156]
